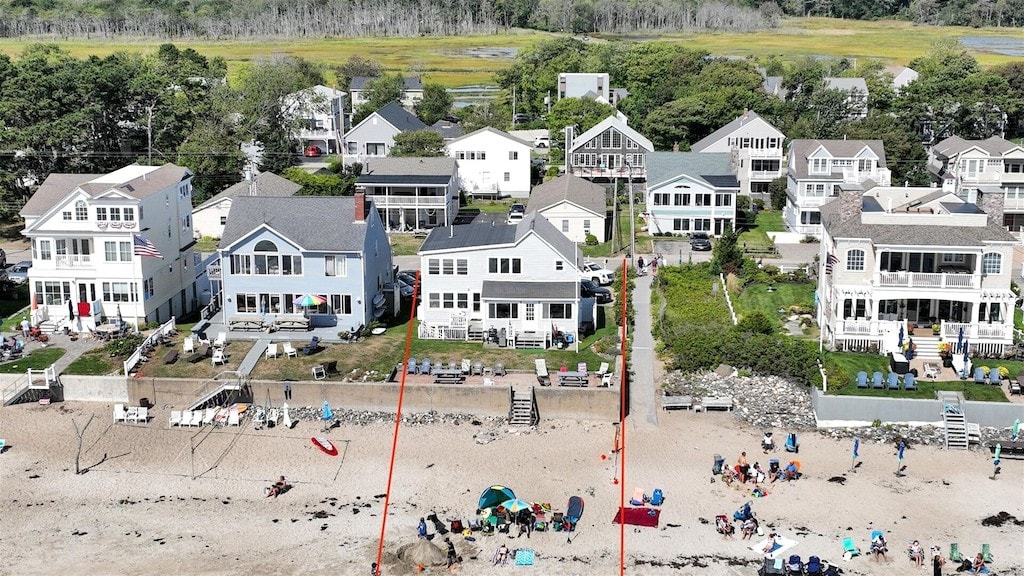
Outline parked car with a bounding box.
[690,232,712,251]
[7,261,30,284]
[580,261,615,285]
[506,212,524,225]
[397,270,418,287]
[581,279,612,303]
[534,135,550,148]
[509,203,526,214]
[303,145,323,157]
[394,279,416,300]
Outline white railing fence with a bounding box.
[123,317,177,376]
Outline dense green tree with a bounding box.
[546,97,616,156]
[454,102,511,133]
[710,224,743,274]
[283,164,359,196]
[352,73,405,125]
[415,83,453,125]
[768,176,788,211]
[390,130,446,157]
[844,113,929,186]
[993,61,1024,136]
[334,55,383,95]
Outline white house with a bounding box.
[823,77,868,119]
[566,116,653,182]
[342,101,427,166]
[447,127,532,198]
[192,172,301,240]
[644,152,739,236]
[526,175,608,243]
[785,139,891,237]
[355,157,460,230]
[349,76,424,112]
[885,65,919,94]
[20,163,200,331]
[928,135,1024,230]
[691,110,786,199]
[818,183,1017,358]
[284,84,347,155]
[558,73,627,107]
[417,212,588,349]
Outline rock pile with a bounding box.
[661,370,817,430]
[818,424,1009,447]
[281,406,505,427]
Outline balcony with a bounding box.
[366,194,449,207]
[570,166,646,181]
[55,255,93,269]
[876,271,980,290]
[840,167,891,185]
[835,318,901,338]
[941,321,1013,342]
[749,170,783,180]
[957,169,1002,184]
[1005,196,1024,212]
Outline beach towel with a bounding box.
[611,507,660,528]
[751,535,799,560]
[514,549,535,566]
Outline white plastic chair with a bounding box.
[203,408,216,426]
[283,342,297,358]
[228,409,240,427]
[212,349,226,366]
[168,410,182,427]
[266,343,278,359]
[133,406,148,424]
[180,410,193,427]
[312,365,327,380]
[113,403,127,423]
[213,332,226,348]
[183,337,195,354]
[189,410,203,427]
[596,362,610,377]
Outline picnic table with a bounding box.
[228,315,265,331]
[557,371,588,387]
[273,315,310,331]
[432,369,464,384]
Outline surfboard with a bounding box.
[311,436,338,456]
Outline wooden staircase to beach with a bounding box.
[2,366,57,406]
[509,385,537,427]
[940,391,968,450]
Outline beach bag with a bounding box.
[450,520,463,533]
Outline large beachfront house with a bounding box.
[191,172,301,240]
[20,164,200,331]
[644,152,739,236]
[928,135,1024,230]
[342,101,427,166]
[285,84,347,155]
[447,127,533,199]
[417,213,588,349]
[526,175,608,243]
[785,139,891,237]
[355,157,459,230]
[217,194,393,330]
[818,184,1017,358]
[691,110,786,200]
[566,116,653,182]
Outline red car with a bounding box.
[303,145,323,157]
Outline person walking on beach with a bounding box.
[283,380,292,401]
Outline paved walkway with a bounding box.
[236,338,270,376]
[629,264,660,428]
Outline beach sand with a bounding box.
[1,402,1021,576]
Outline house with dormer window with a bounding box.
[342,101,427,166]
[785,139,891,237]
[928,135,1024,230]
[20,163,200,331]
[644,152,739,236]
[691,110,786,200]
[567,116,653,182]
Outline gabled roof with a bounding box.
[933,135,1021,158]
[645,152,739,191]
[350,76,423,91]
[690,111,784,153]
[762,76,787,99]
[21,164,191,217]
[824,77,868,93]
[788,140,887,180]
[449,126,532,148]
[431,119,465,140]
[569,116,653,153]
[357,157,456,187]
[526,175,606,217]
[420,211,577,263]
[219,196,372,252]
[374,101,427,132]
[194,172,301,211]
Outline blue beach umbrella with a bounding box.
[853,437,860,460]
[322,401,333,423]
[897,441,905,462]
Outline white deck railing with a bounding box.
[123,317,177,376]
[876,271,979,290]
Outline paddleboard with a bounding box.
[311,436,338,456]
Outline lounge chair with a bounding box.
[597,362,610,378]
[904,373,917,391]
[924,363,940,379]
[169,410,182,427]
[535,358,550,385]
[472,360,483,376]
[887,372,900,390]
[303,336,321,355]
[987,371,1001,385]
[974,367,986,383]
[312,364,326,380]
[189,410,203,427]
[265,343,278,359]
[420,358,432,375]
[982,543,992,562]
[461,359,471,374]
[447,360,458,372]
[406,358,418,374]
[183,337,194,354]
[842,537,861,558]
[283,342,298,358]
[228,409,240,427]
[203,408,217,426]
[650,488,664,506]
[323,360,338,376]
[871,371,884,389]
[577,362,588,376]
[180,410,193,427]
[856,371,868,389]
[132,407,148,424]
[601,371,613,387]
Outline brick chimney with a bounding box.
[835,183,863,226]
[354,191,366,222]
[978,188,1004,227]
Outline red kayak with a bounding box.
[311,436,338,456]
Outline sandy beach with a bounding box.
[1,401,1022,576]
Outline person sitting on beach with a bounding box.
[752,462,766,484]
[741,518,758,540]
[871,534,888,562]
[266,475,289,498]
[493,543,509,566]
[715,515,735,538]
[970,553,987,574]
[721,466,735,486]
[908,540,924,569]
[784,462,799,481]
[762,532,778,555]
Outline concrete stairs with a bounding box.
[509,385,536,427]
[909,334,941,361]
[939,391,968,450]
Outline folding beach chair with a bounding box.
[535,358,550,385]
[842,537,861,558]
[982,543,992,563]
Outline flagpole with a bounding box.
[132,234,140,330]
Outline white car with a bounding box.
[579,261,614,285]
[506,212,524,225]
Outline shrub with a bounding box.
[584,233,598,246]
[998,366,1009,378]
[105,334,145,358]
[737,310,775,335]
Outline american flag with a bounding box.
[825,253,838,275]
[133,234,163,258]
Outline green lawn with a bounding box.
[0,347,66,373]
[195,236,219,253]
[732,282,816,325]
[462,200,517,214]
[0,283,31,333]
[388,233,426,257]
[823,351,1009,402]
[738,210,784,251]
[64,348,124,375]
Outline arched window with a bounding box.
[74,200,88,221]
[982,252,1001,275]
[846,249,865,271]
[254,240,278,252]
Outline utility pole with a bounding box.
[146,104,154,165]
[626,160,635,262]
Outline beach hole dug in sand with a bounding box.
[397,539,447,567]
[981,511,1024,527]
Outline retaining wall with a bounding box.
[535,387,620,421]
[811,388,1024,428]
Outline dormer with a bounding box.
[808,147,833,175]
